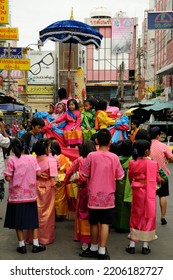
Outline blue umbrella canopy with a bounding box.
[39,19,103,49]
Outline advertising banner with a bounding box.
[0,0,8,24]
[112,18,134,54]
[0,58,30,70]
[148,12,173,30]
[0,47,22,58]
[28,51,55,85]
[0,27,19,40]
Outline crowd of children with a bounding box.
[1,88,171,259]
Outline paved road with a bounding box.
[0,164,173,260]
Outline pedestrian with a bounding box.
[57,87,68,105]
[22,117,45,154]
[52,99,82,147]
[110,139,133,232]
[79,129,124,259]
[129,119,140,142]
[4,138,46,254]
[148,126,173,225]
[17,123,26,138]
[50,140,71,222]
[0,121,10,208]
[74,140,96,253]
[29,138,58,245]
[126,140,160,255]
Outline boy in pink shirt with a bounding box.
[79,129,124,259]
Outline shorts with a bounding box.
[88,208,114,225]
[156,180,169,197]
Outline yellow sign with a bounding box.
[0,0,8,24]
[27,85,54,95]
[0,27,19,40]
[0,58,30,70]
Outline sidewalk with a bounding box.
[0,164,173,260]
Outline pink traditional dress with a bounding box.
[55,109,82,146]
[128,158,160,242]
[25,154,58,245]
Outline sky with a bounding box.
[9,0,149,50]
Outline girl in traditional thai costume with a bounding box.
[81,99,96,141]
[110,140,133,232]
[126,140,161,255]
[50,140,71,221]
[26,138,58,245]
[52,99,82,147]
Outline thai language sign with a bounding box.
[27,85,55,94]
[0,58,30,70]
[0,47,22,58]
[0,0,8,24]
[148,12,173,30]
[0,27,19,40]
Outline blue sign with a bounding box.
[148,12,173,30]
[0,47,22,58]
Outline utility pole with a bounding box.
[119,61,124,101]
[137,38,141,101]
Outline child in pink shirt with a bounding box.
[79,129,124,259]
[4,138,46,254]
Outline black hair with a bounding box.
[87,97,98,110]
[11,138,24,158]
[132,140,151,160]
[31,118,45,128]
[83,99,93,107]
[109,140,123,156]
[51,141,61,156]
[148,126,161,140]
[97,129,111,146]
[135,128,151,143]
[121,139,133,157]
[67,98,79,110]
[97,99,107,111]
[34,138,50,156]
[131,119,140,128]
[109,98,121,109]
[58,88,67,99]
[78,140,96,158]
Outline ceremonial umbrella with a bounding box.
[39,9,103,96]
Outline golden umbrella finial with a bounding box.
[70,7,74,20]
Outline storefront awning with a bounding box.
[156,63,173,76]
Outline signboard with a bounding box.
[112,18,134,54]
[0,0,8,24]
[148,12,173,30]
[28,51,55,85]
[27,85,55,95]
[0,27,19,40]
[0,58,30,70]
[0,47,22,58]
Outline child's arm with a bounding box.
[5,176,12,182]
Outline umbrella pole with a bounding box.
[67,42,72,97]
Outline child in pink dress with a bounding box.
[79,129,124,260]
[4,138,46,254]
[52,98,82,147]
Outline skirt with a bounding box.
[4,201,39,230]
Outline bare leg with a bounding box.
[99,224,109,248]
[90,224,99,245]
[16,229,24,241]
[159,196,167,218]
[32,228,39,239]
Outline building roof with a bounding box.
[90,6,111,18]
